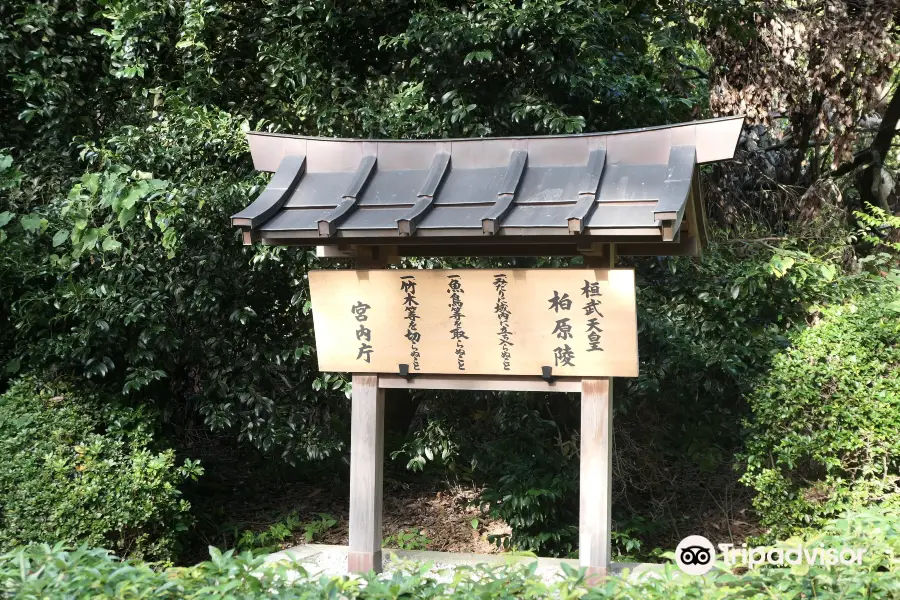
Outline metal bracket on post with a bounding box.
[540,366,557,384]
[398,364,417,382]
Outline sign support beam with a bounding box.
[346,371,617,579]
[349,248,388,574]
[348,373,385,573]
[579,377,613,579]
[580,245,615,581]
[378,374,582,393]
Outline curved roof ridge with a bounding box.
[247,115,744,144]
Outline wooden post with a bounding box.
[579,377,613,579]
[347,248,388,573]
[348,374,385,573]
[580,243,616,579]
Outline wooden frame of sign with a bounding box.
[320,248,628,578]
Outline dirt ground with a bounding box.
[182,461,511,563]
[314,481,511,553]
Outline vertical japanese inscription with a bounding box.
[548,289,575,367]
[582,279,604,352]
[310,269,634,376]
[493,274,513,371]
[351,300,373,362]
[447,275,467,371]
[401,275,421,371]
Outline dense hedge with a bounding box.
[742,289,900,539]
[0,377,201,562]
[3,509,900,598]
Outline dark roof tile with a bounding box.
[233,117,744,256]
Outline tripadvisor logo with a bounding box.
[675,535,716,575]
[675,535,869,575]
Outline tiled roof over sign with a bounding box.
[231,116,743,257]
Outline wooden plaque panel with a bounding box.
[308,269,638,378]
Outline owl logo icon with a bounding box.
[675,535,716,575]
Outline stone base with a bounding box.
[348,550,383,573]
[584,565,609,586]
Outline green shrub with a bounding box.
[741,289,900,539]
[475,404,580,556]
[3,509,900,598]
[0,376,201,562]
[235,513,336,554]
[383,527,432,551]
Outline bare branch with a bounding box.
[677,62,708,79]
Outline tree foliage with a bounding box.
[701,1,900,226]
[707,0,899,173]
[2,0,702,151]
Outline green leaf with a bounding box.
[121,182,149,210]
[102,237,122,252]
[148,179,168,192]
[83,173,100,195]
[0,211,13,228]
[769,255,795,278]
[118,207,137,228]
[20,213,42,232]
[80,228,100,250]
[52,230,70,247]
[818,264,836,281]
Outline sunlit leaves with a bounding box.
[462,49,493,65]
[768,254,796,278]
[52,230,70,247]
[855,203,900,254]
[741,290,900,539]
[0,377,195,560]
[101,237,122,252]
[819,264,836,282]
[19,214,42,232]
[60,169,172,256]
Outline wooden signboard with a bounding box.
[308,269,638,378]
